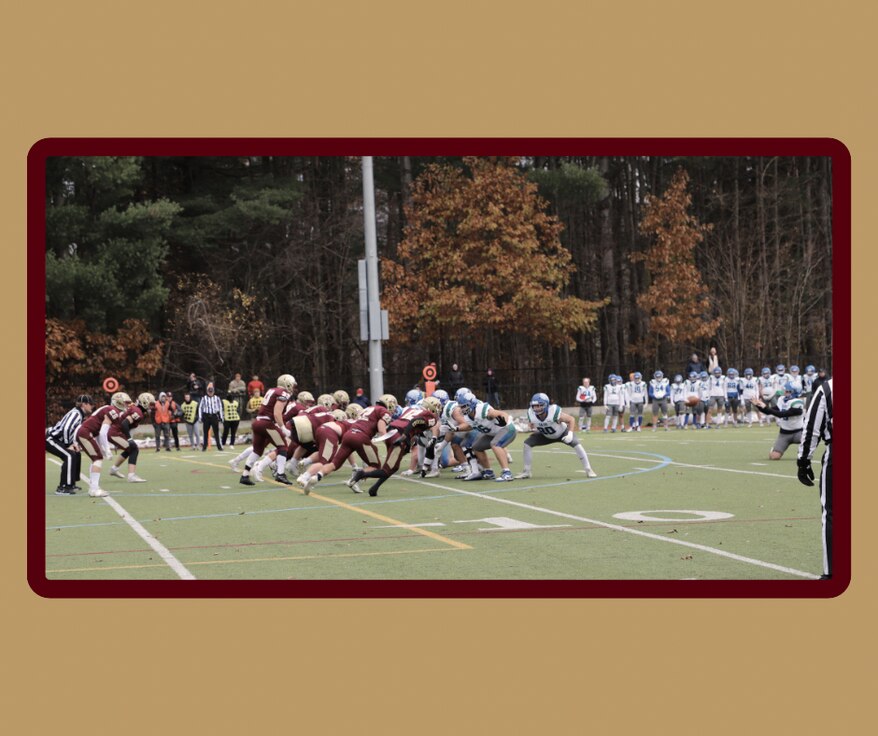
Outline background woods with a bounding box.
[44,154,833,415]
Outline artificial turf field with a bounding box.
[43,422,826,581]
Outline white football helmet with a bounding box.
[332,390,350,408]
[277,374,297,392]
[331,409,347,422]
[297,391,315,407]
[137,392,156,410]
[377,394,398,414]
[345,404,363,420]
[111,392,131,410]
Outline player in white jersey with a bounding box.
[434,392,474,475]
[515,393,596,479]
[625,372,648,431]
[802,365,817,408]
[603,375,625,432]
[459,393,516,481]
[757,367,776,422]
[682,372,701,429]
[753,381,805,459]
[707,367,727,427]
[786,365,803,396]
[649,370,670,431]
[724,368,742,426]
[740,368,760,426]
[575,377,597,431]
[771,364,788,395]
[696,371,711,428]
[670,374,687,429]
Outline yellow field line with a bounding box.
[48,546,458,574]
[168,454,472,551]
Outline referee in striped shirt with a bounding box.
[198,383,224,452]
[797,377,833,579]
[45,394,94,495]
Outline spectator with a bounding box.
[186,372,205,400]
[353,387,370,408]
[484,369,500,408]
[246,388,263,419]
[167,391,182,451]
[685,353,703,376]
[228,372,247,417]
[247,374,265,398]
[447,363,465,396]
[180,392,201,449]
[198,383,224,452]
[154,392,172,451]
[812,367,828,394]
[707,347,720,373]
[222,392,241,448]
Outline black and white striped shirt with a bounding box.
[198,394,223,421]
[798,378,832,461]
[47,407,84,446]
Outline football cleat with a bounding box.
[585,468,598,478]
[55,486,76,495]
[109,466,125,478]
[496,470,514,482]
[253,469,264,483]
[514,471,532,479]
[424,469,440,478]
[481,469,496,480]
[451,465,466,473]
[273,472,292,485]
[345,476,363,494]
[127,474,146,483]
[228,458,240,472]
[461,471,483,481]
[239,475,255,486]
[88,488,108,497]
[401,469,415,476]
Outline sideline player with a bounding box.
[515,393,596,479]
[649,370,670,431]
[575,377,597,432]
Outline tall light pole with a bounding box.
[360,156,387,399]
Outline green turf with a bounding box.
[43,423,826,580]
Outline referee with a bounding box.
[198,383,224,452]
[797,377,833,579]
[45,394,94,495]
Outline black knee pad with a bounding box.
[127,442,139,463]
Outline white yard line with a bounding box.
[46,457,196,580]
[410,477,818,579]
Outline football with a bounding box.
[686,395,700,407]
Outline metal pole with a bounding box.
[362,157,384,399]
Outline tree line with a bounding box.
[44,154,833,416]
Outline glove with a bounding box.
[797,459,815,487]
[561,431,575,445]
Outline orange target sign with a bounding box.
[102,376,119,393]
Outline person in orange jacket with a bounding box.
[154,392,173,451]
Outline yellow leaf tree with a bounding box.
[382,157,605,348]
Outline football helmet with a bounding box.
[454,387,471,404]
[530,392,550,420]
[432,389,449,407]
[713,367,722,375]
[744,368,754,377]
[421,396,441,416]
[674,374,683,383]
[762,367,771,377]
[297,391,315,407]
[111,392,131,410]
[783,382,801,398]
[727,368,739,378]
[345,404,363,420]
[376,394,398,414]
[789,365,800,374]
[688,371,698,380]
[654,371,664,380]
[331,409,347,422]
[277,374,297,392]
[405,388,423,407]
[805,364,816,374]
[699,371,708,380]
[775,364,786,374]
[137,392,156,410]
[317,394,335,409]
[332,390,350,408]
[633,372,642,380]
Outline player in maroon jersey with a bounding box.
[243,390,316,481]
[239,374,297,485]
[295,395,397,494]
[106,392,155,483]
[353,397,441,496]
[75,392,131,497]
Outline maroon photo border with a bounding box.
[28,138,850,599]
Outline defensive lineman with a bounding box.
[515,393,596,479]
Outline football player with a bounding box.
[74,392,131,497]
[670,374,687,429]
[603,375,624,433]
[753,382,805,459]
[624,372,648,432]
[515,393,597,479]
[707,367,727,428]
[649,370,670,431]
[740,368,760,426]
[107,392,154,483]
[238,374,296,485]
[457,392,516,481]
[575,377,597,432]
[724,368,742,426]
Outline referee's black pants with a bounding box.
[45,437,81,488]
[820,446,833,577]
[202,414,223,451]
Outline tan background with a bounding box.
[6,2,871,733]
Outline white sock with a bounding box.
[276,455,286,475]
[90,471,100,489]
[574,444,591,471]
